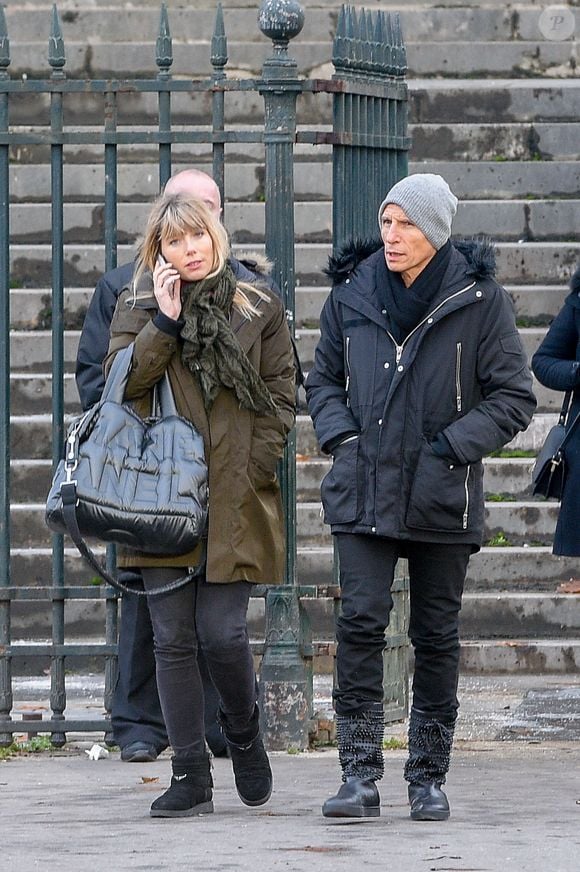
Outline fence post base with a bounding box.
[260,586,313,751]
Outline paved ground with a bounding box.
[2,673,579,871]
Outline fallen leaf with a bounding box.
[558,579,580,594]
[141,776,159,784]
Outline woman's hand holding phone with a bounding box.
[154,254,182,321]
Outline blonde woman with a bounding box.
[105,194,296,818]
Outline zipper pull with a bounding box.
[395,345,403,364]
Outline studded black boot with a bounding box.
[404,708,455,821]
[220,705,273,807]
[322,703,384,818]
[150,754,213,818]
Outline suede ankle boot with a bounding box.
[150,754,214,818]
[220,706,273,807]
[322,705,384,819]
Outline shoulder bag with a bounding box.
[46,344,208,596]
[531,391,580,500]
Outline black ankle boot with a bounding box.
[221,707,273,807]
[408,781,450,821]
[322,706,384,818]
[150,755,214,818]
[404,708,455,822]
[322,776,380,818]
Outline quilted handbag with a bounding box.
[531,391,580,500]
[46,344,208,595]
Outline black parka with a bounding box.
[532,265,580,556]
[306,238,537,550]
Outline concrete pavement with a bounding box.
[2,673,580,872]
[1,742,579,872]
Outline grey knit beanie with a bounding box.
[378,173,458,250]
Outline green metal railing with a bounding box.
[0,1,410,750]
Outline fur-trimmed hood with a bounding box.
[236,252,273,278]
[565,263,580,309]
[324,236,497,286]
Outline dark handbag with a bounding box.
[531,391,580,500]
[46,344,208,596]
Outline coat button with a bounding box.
[475,290,482,298]
[384,361,390,369]
[427,317,433,324]
[378,418,383,425]
[345,278,350,284]
[372,526,376,533]
[382,309,387,315]
[397,364,404,372]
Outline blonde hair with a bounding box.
[133,194,268,319]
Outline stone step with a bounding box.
[7,326,554,413]
[294,501,560,550]
[215,543,571,595]
[7,282,569,334]
[6,453,544,506]
[9,551,580,650]
[295,284,569,328]
[8,198,580,244]
[4,5,570,45]
[10,373,81,415]
[459,639,580,674]
[9,120,578,165]
[10,331,80,372]
[460,593,580,640]
[4,31,576,79]
[8,498,564,549]
[297,325,550,371]
[6,81,580,129]
[8,242,580,288]
[10,543,569,594]
[296,457,541,503]
[4,407,555,461]
[9,1,553,9]
[10,160,579,203]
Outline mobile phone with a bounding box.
[157,254,167,267]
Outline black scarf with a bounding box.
[180,264,278,416]
[378,241,453,343]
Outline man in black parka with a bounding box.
[306,174,536,821]
[76,169,293,763]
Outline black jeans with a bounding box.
[111,570,223,753]
[142,567,257,758]
[334,534,471,720]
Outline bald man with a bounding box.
[75,168,286,763]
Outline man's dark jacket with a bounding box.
[76,256,301,410]
[305,238,536,549]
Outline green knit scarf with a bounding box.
[180,264,279,416]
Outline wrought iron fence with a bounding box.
[0,1,410,749]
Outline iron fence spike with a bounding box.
[156,2,173,73]
[48,4,66,73]
[211,2,228,69]
[0,5,9,70]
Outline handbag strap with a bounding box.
[558,391,573,426]
[557,406,580,453]
[104,342,179,418]
[59,481,203,597]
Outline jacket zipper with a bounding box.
[387,282,476,364]
[463,464,470,529]
[456,342,462,412]
[345,336,351,407]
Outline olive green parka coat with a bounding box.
[104,286,296,584]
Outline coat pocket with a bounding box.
[321,437,359,524]
[406,439,482,533]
